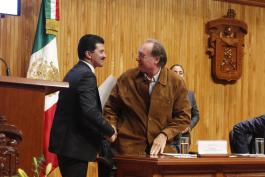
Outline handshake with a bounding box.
[105,125,117,143]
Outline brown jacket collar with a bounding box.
[135,67,167,86]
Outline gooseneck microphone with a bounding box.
[0,57,10,76]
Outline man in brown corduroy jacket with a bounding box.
[104,39,191,155]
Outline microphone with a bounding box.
[0,57,10,76]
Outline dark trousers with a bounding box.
[57,155,88,177]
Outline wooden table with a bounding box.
[114,154,265,177]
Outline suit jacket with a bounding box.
[104,67,191,154]
[172,91,199,148]
[49,61,115,161]
[230,114,265,153]
[188,91,199,129]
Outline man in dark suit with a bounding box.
[230,115,265,153]
[49,34,117,177]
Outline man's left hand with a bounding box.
[150,133,167,155]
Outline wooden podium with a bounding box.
[114,154,265,177]
[0,76,68,175]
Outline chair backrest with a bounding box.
[0,115,22,176]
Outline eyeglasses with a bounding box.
[136,54,153,61]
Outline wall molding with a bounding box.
[217,0,265,7]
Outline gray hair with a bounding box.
[145,39,167,67]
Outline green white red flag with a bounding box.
[27,0,60,169]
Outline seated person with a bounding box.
[230,114,265,153]
[170,64,200,152]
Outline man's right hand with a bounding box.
[150,133,167,155]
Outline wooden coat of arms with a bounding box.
[206,9,248,82]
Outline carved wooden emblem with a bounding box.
[206,9,248,82]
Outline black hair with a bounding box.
[77,34,104,60]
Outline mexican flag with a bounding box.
[27,0,60,169]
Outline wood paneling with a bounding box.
[217,0,265,8]
[1,0,265,152]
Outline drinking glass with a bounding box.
[180,137,189,154]
[255,138,264,154]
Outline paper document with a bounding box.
[230,154,265,158]
[98,75,117,109]
[162,153,197,158]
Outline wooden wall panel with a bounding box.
[217,0,265,8]
[1,0,265,152]
[0,0,41,77]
